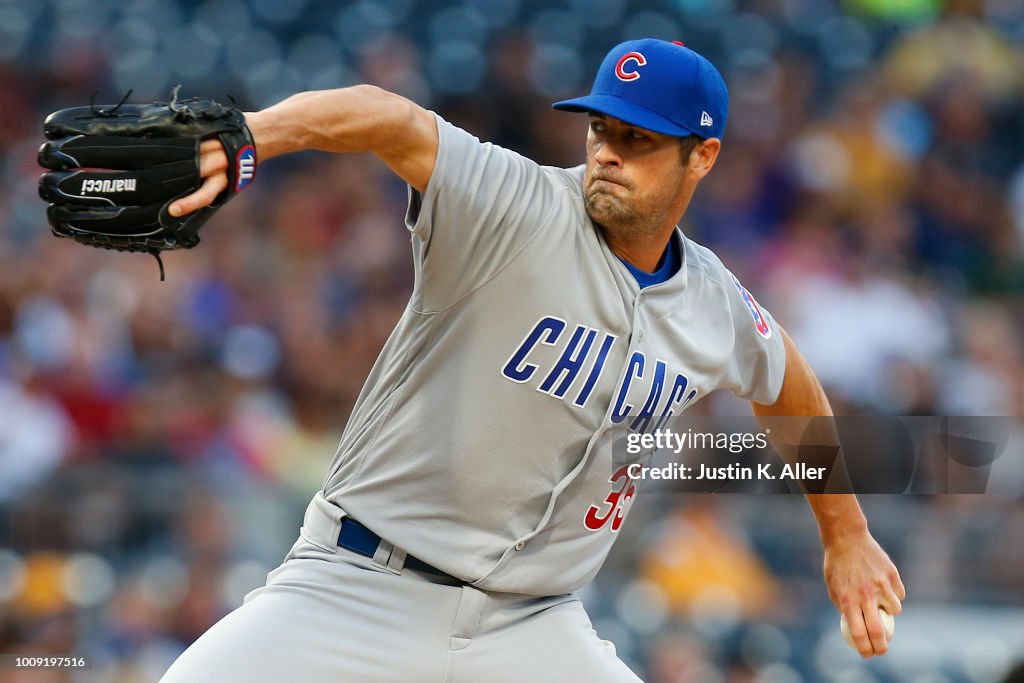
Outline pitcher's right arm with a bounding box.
[170,85,439,217]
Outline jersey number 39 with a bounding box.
[584,466,636,532]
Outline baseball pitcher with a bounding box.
[40,38,905,682]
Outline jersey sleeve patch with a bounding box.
[731,275,772,340]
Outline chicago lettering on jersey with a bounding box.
[610,351,698,433]
[501,316,616,408]
[500,315,697,424]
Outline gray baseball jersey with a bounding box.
[320,114,785,596]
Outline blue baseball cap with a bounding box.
[553,38,728,139]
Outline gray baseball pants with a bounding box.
[159,493,643,682]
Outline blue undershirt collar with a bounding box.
[618,233,681,289]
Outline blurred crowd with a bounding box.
[1,0,1024,681]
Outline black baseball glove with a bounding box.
[38,87,256,279]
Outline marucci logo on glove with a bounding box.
[236,145,256,191]
[80,178,137,195]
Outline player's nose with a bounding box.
[593,141,622,168]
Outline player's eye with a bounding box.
[629,130,647,141]
[589,120,607,133]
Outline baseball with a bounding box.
[840,608,895,650]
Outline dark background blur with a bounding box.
[1,0,1024,681]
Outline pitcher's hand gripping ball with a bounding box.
[841,607,895,651]
[38,87,256,279]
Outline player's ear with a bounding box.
[688,138,721,179]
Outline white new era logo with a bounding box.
[700,111,713,127]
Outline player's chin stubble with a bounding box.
[586,190,636,227]
[584,176,646,235]
[584,184,664,241]
[585,164,687,240]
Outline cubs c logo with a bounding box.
[731,276,772,339]
[615,51,647,82]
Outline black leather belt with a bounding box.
[337,517,462,582]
